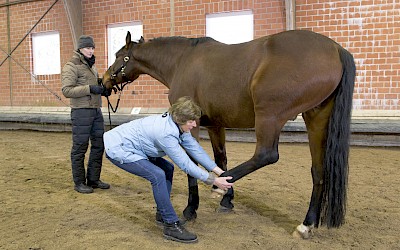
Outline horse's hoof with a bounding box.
[183,212,197,221]
[216,206,233,213]
[182,208,197,221]
[292,224,314,239]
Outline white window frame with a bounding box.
[31,31,61,75]
[107,22,143,67]
[206,10,254,44]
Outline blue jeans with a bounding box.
[106,155,179,223]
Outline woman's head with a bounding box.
[169,96,201,125]
[77,35,95,58]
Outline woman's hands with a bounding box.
[213,176,233,191]
[210,166,233,196]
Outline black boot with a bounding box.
[87,180,110,189]
[163,221,198,243]
[74,183,93,194]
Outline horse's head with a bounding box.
[103,31,144,90]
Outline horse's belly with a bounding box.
[201,110,256,128]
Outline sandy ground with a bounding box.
[0,130,399,250]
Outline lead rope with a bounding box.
[104,82,130,129]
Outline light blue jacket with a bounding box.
[103,113,216,182]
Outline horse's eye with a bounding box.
[124,56,129,62]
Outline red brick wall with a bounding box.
[0,0,72,107]
[0,0,398,111]
[296,0,400,110]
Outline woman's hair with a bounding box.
[169,96,202,125]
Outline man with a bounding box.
[61,35,110,194]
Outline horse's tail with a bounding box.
[320,46,356,228]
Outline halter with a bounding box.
[104,43,134,127]
[109,55,130,88]
[109,42,134,91]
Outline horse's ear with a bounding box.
[126,31,132,48]
[139,36,145,43]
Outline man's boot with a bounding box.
[163,221,198,243]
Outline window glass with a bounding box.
[206,10,253,44]
[107,22,143,67]
[32,31,61,75]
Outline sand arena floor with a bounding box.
[0,130,399,249]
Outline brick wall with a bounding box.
[0,0,398,112]
[0,0,72,107]
[296,0,400,110]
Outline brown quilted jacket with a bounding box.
[61,51,102,108]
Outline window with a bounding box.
[107,22,143,67]
[206,10,254,44]
[32,31,61,75]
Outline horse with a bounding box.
[103,30,356,238]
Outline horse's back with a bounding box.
[172,30,344,128]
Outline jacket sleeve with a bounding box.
[61,62,91,98]
[156,134,210,182]
[179,132,217,172]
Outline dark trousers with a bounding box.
[70,108,105,185]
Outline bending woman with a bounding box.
[104,96,233,243]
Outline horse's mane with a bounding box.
[150,36,216,47]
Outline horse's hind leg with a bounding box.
[294,96,335,239]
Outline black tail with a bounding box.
[320,46,356,228]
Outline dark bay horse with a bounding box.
[103,30,356,238]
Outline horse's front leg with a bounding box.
[183,175,199,221]
[182,125,202,221]
[207,127,235,211]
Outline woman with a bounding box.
[104,96,233,243]
[61,35,110,194]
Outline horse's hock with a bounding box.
[0,107,399,147]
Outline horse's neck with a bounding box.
[136,39,189,87]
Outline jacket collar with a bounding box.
[163,112,183,135]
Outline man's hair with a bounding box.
[169,96,201,125]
